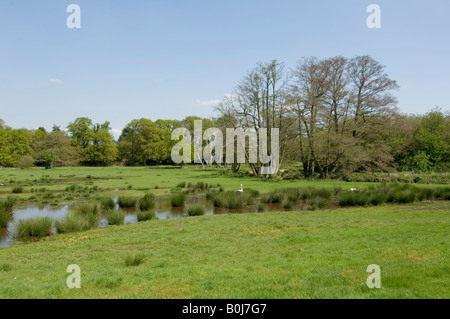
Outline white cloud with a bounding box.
[193,99,221,107]
[110,128,122,140]
[49,78,63,84]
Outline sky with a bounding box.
[0,0,449,139]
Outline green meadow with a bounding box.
[0,166,449,298]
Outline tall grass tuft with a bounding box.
[100,197,116,210]
[171,193,186,207]
[124,253,146,267]
[0,197,16,227]
[187,204,205,216]
[139,193,155,211]
[105,209,125,226]
[136,210,156,222]
[55,212,97,233]
[117,196,137,208]
[14,217,52,237]
[210,191,254,209]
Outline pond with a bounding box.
[0,194,310,248]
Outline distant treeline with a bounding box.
[0,55,449,178]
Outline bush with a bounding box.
[170,193,186,207]
[105,209,125,226]
[14,217,52,237]
[117,196,136,208]
[187,204,205,216]
[139,193,155,211]
[17,155,35,169]
[136,210,156,222]
[176,182,186,188]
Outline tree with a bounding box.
[0,127,31,167]
[67,117,117,166]
[118,118,170,165]
[33,131,80,168]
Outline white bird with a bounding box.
[350,188,358,192]
[236,184,243,192]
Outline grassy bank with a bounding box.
[0,201,448,298]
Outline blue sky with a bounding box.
[0,0,449,138]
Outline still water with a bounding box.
[0,195,305,248]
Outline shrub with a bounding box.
[17,155,35,169]
[139,193,155,211]
[14,217,52,237]
[187,204,205,216]
[105,209,125,226]
[136,210,156,222]
[117,196,137,208]
[283,201,292,209]
[171,193,186,207]
[0,197,16,227]
[176,182,186,188]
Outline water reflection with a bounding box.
[0,194,313,248]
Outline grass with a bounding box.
[124,253,146,267]
[105,209,125,226]
[138,193,155,211]
[0,201,448,298]
[55,212,97,233]
[13,217,52,237]
[0,197,16,227]
[136,210,156,222]
[170,193,186,207]
[186,204,205,216]
[100,198,116,210]
[117,196,137,208]
[210,191,254,209]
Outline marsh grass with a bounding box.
[117,196,137,208]
[0,197,16,227]
[101,198,115,210]
[139,193,155,211]
[187,204,205,216]
[136,210,156,222]
[55,212,97,233]
[105,209,125,226]
[210,191,254,209]
[14,217,52,237]
[170,193,186,207]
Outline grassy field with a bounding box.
[0,166,378,202]
[0,166,449,298]
[0,201,448,298]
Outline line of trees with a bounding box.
[0,56,448,177]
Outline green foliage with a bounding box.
[138,193,155,211]
[67,118,117,166]
[117,197,137,208]
[170,193,186,207]
[0,128,31,167]
[105,209,125,226]
[124,253,146,267]
[17,155,35,169]
[100,198,115,210]
[55,212,97,233]
[187,204,205,216]
[210,191,254,209]
[14,217,52,237]
[12,186,24,194]
[136,210,156,222]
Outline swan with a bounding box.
[236,184,243,192]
